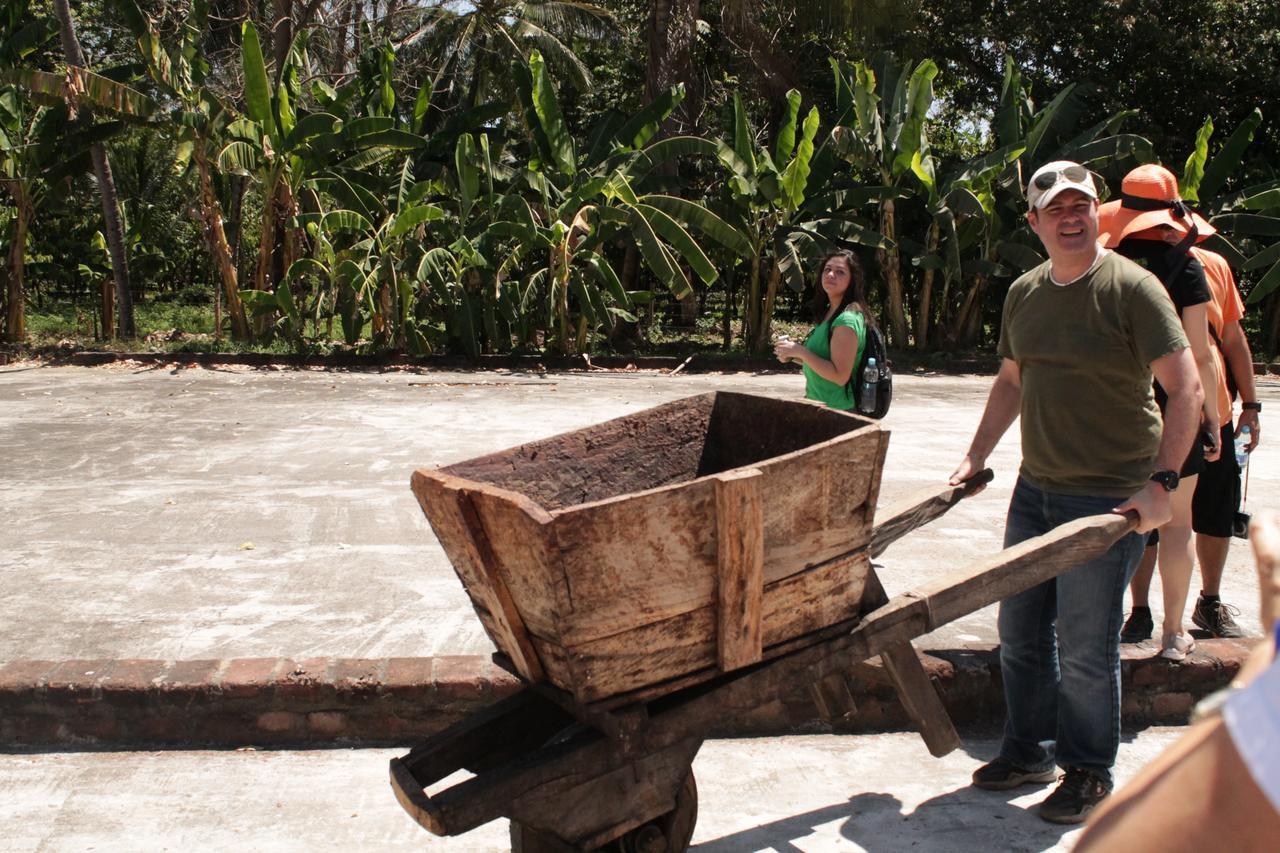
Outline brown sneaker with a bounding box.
[1038,767,1111,824]
[1191,596,1245,638]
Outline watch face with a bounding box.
[1151,471,1179,491]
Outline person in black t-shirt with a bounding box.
[1099,164,1222,662]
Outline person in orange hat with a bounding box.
[1189,246,1262,638]
[1098,164,1222,662]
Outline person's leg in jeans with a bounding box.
[1051,491,1146,786]
[996,477,1060,772]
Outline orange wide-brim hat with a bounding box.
[1096,164,1216,248]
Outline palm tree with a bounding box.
[405,0,617,117]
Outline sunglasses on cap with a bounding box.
[1032,164,1091,191]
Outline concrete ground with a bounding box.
[1,362,1276,851]
[0,729,1187,852]
[2,363,1277,661]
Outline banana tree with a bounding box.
[940,58,1155,348]
[830,55,938,347]
[0,91,58,342]
[508,50,749,354]
[714,87,893,353]
[222,24,423,319]
[1178,109,1280,352]
[910,140,1025,348]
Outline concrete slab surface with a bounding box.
[3,363,1277,663]
[0,728,1189,852]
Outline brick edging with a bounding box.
[0,640,1255,749]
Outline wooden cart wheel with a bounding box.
[509,771,698,853]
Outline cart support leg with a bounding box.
[863,572,961,757]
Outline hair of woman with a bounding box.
[810,249,874,328]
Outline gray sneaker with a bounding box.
[972,756,1057,791]
[1038,767,1111,824]
[1192,596,1245,638]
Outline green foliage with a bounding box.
[6,1,1278,357]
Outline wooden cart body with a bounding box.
[394,391,1139,852]
[412,391,888,705]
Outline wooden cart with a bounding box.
[390,392,1136,851]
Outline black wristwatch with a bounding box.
[1242,401,1262,412]
[1150,470,1180,492]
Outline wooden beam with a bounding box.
[455,487,545,683]
[714,468,765,672]
[879,642,961,757]
[861,570,959,756]
[809,671,858,722]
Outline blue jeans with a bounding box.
[997,476,1146,786]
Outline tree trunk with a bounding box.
[90,146,134,338]
[52,0,134,337]
[744,249,762,347]
[3,192,30,343]
[951,272,989,348]
[100,274,114,340]
[753,259,782,353]
[721,267,734,350]
[645,0,701,137]
[253,184,275,293]
[195,142,251,340]
[720,7,799,105]
[877,199,906,347]
[1264,292,1279,359]
[272,0,294,83]
[916,221,938,348]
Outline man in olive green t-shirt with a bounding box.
[948,161,1203,824]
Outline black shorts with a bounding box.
[1192,421,1241,537]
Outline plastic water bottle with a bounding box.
[1235,426,1252,467]
[858,357,878,414]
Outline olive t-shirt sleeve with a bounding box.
[1126,273,1190,366]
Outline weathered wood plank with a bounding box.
[441,394,717,510]
[411,471,544,682]
[870,469,995,558]
[509,738,701,849]
[464,486,566,641]
[552,428,882,648]
[624,513,1139,757]
[915,512,1139,630]
[401,689,573,784]
[455,489,546,683]
[565,550,872,702]
[715,468,765,672]
[809,672,858,722]
[879,641,961,757]
[856,570,959,756]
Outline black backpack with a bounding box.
[827,316,892,419]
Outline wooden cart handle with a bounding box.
[870,468,994,558]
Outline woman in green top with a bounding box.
[772,249,872,410]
